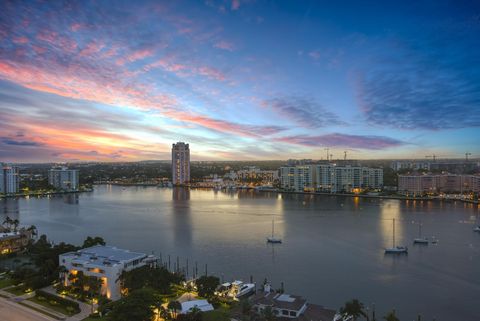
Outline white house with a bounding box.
[59,245,156,301]
[180,299,214,314]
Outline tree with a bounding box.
[263,306,275,321]
[241,299,252,316]
[339,299,367,321]
[383,311,400,321]
[120,265,183,295]
[108,288,159,321]
[82,236,106,248]
[168,300,182,319]
[195,275,220,298]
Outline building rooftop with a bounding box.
[61,245,146,267]
[253,292,307,311]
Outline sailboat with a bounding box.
[385,218,408,254]
[413,222,429,244]
[473,216,480,232]
[266,217,282,243]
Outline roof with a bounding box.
[60,245,146,267]
[180,300,214,314]
[253,292,307,311]
[301,304,336,321]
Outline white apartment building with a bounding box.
[59,245,156,301]
[0,164,19,194]
[280,165,315,192]
[172,142,190,185]
[280,164,383,193]
[48,167,79,191]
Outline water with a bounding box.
[1,185,480,320]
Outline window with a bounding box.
[282,310,289,316]
[289,311,296,317]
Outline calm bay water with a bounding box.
[1,185,480,320]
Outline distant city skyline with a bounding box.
[0,1,479,162]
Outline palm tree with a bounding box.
[27,225,38,238]
[339,299,367,321]
[263,306,275,321]
[12,219,19,233]
[383,310,400,321]
[2,217,13,231]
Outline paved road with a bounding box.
[0,296,55,321]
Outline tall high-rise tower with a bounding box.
[0,164,19,194]
[172,142,190,185]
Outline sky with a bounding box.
[0,0,479,162]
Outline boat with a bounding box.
[385,218,408,254]
[223,280,255,299]
[266,217,282,243]
[413,222,429,245]
[474,226,480,233]
[235,282,255,298]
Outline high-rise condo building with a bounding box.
[0,164,19,194]
[172,142,190,185]
[48,167,80,191]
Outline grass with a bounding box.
[18,301,64,320]
[81,315,108,321]
[0,277,14,289]
[203,309,231,321]
[4,284,30,296]
[27,295,79,316]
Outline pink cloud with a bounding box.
[214,40,235,51]
[79,41,105,57]
[276,133,405,150]
[12,36,29,44]
[116,48,154,65]
[197,66,226,81]
[231,0,241,10]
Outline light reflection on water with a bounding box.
[1,185,480,321]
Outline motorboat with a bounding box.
[474,226,480,233]
[214,282,232,297]
[385,218,408,254]
[235,282,255,298]
[266,217,282,244]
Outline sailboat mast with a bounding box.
[392,218,395,247]
[419,223,422,238]
[272,218,274,237]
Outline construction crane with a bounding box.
[465,152,472,161]
[324,148,329,161]
[425,155,437,162]
[344,150,347,161]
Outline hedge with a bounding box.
[36,289,81,313]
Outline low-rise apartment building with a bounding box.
[398,174,480,195]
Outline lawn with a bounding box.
[28,295,79,316]
[203,309,231,321]
[4,284,30,296]
[81,315,108,321]
[0,277,14,289]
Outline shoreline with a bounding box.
[258,189,479,204]
[0,189,94,200]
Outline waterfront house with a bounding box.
[251,290,336,321]
[0,227,33,255]
[59,245,157,301]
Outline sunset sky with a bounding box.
[0,0,479,162]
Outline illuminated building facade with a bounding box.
[0,164,19,194]
[59,245,156,301]
[172,142,190,185]
[48,167,79,191]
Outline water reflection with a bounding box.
[49,194,79,217]
[172,187,192,248]
[0,198,19,220]
[380,200,403,248]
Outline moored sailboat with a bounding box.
[385,218,408,254]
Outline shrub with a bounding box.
[35,290,80,313]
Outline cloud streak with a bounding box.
[277,133,405,150]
